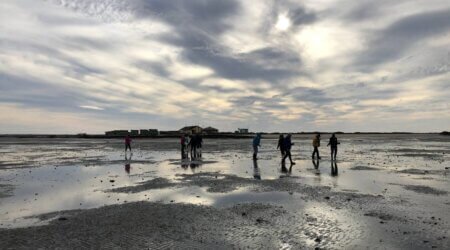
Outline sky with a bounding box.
[0,0,449,134]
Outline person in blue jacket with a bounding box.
[252,133,261,160]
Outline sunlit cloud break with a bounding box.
[79,106,104,111]
[0,0,449,133]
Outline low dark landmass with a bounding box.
[0,132,443,139]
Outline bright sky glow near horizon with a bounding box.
[0,0,449,133]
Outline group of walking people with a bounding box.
[125,132,340,163]
[253,133,341,162]
[180,134,203,159]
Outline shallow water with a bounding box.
[0,134,449,248]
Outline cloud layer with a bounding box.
[0,0,449,133]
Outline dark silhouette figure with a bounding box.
[327,133,340,161]
[180,134,187,159]
[196,134,203,158]
[282,134,295,165]
[312,133,321,159]
[331,161,338,176]
[125,154,131,174]
[253,159,261,180]
[277,134,285,157]
[124,134,132,152]
[189,134,199,159]
[252,133,261,160]
[312,158,320,169]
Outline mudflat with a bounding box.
[0,134,449,249]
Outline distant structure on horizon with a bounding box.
[179,126,219,135]
[236,128,249,134]
[105,129,159,136]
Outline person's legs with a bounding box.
[287,151,294,164]
[312,147,318,159]
[317,147,321,159]
[253,145,258,159]
[333,147,337,160]
[282,151,287,163]
[181,145,185,159]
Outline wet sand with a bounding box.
[0,134,449,249]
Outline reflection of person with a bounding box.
[277,134,285,157]
[125,134,132,152]
[253,159,261,180]
[125,154,131,174]
[252,133,261,160]
[282,134,295,165]
[280,161,293,178]
[327,133,340,161]
[312,133,321,160]
[331,161,338,176]
[312,158,319,169]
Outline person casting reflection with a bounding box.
[282,134,295,165]
[327,133,340,161]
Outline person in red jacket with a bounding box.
[125,134,132,152]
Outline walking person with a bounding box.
[277,134,285,157]
[282,134,295,165]
[181,134,187,159]
[196,134,203,158]
[189,134,198,159]
[252,133,261,160]
[327,133,340,161]
[312,133,321,160]
[124,134,132,153]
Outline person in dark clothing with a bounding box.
[124,134,132,153]
[196,134,203,158]
[312,133,321,159]
[181,134,187,159]
[327,133,340,160]
[189,134,198,159]
[277,134,285,157]
[282,134,295,165]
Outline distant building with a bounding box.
[139,129,150,136]
[148,129,159,136]
[180,126,202,134]
[130,130,139,136]
[140,129,158,136]
[203,126,219,134]
[105,130,129,136]
[236,128,249,134]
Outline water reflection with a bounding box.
[253,159,261,180]
[331,161,338,176]
[312,159,319,169]
[280,161,293,178]
[125,154,131,174]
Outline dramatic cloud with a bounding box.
[0,0,449,133]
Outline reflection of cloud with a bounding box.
[0,0,449,133]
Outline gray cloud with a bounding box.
[355,9,450,69]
